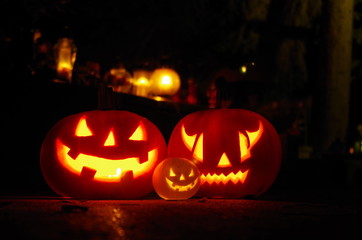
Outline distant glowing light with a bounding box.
[137,77,149,85]
[149,68,181,96]
[161,76,171,85]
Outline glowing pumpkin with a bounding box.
[41,110,167,199]
[152,158,200,200]
[168,109,281,198]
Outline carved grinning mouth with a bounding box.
[200,170,249,185]
[55,139,158,182]
[165,178,199,192]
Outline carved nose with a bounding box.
[104,129,116,146]
[217,153,232,168]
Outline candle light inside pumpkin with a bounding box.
[152,157,201,200]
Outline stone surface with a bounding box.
[1,198,361,240]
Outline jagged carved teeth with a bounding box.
[165,178,198,192]
[56,139,158,182]
[200,170,249,185]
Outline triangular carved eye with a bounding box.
[75,116,93,137]
[189,169,195,177]
[169,168,177,177]
[129,122,147,141]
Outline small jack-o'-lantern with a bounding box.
[168,109,281,198]
[152,158,200,200]
[41,110,167,199]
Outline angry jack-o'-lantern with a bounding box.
[41,110,167,199]
[168,109,281,198]
[152,158,200,200]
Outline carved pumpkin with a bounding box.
[152,157,200,200]
[168,109,281,198]
[41,110,167,199]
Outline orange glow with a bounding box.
[239,133,250,160]
[193,134,204,161]
[181,121,263,163]
[56,139,158,182]
[217,153,232,168]
[149,68,181,96]
[169,168,176,177]
[189,169,195,177]
[75,116,93,137]
[161,76,171,85]
[240,65,247,74]
[201,170,249,185]
[181,124,203,161]
[129,122,147,141]
[54,38,77,81]
[239,121,263,160]
[165,177,199,192]
[181,125,196,150]
[179,173,186,181]
[152,158,201,199]
[104,129,116,146]
[245,121,263,148]
[133,76,150,97]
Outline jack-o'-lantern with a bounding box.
[168,109,281,198]
[152,158,200,200]
[41,110,167,199]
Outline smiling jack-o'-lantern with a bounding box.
[41,110,167,199]
[168,109,281,198]
[152,157,200,200]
